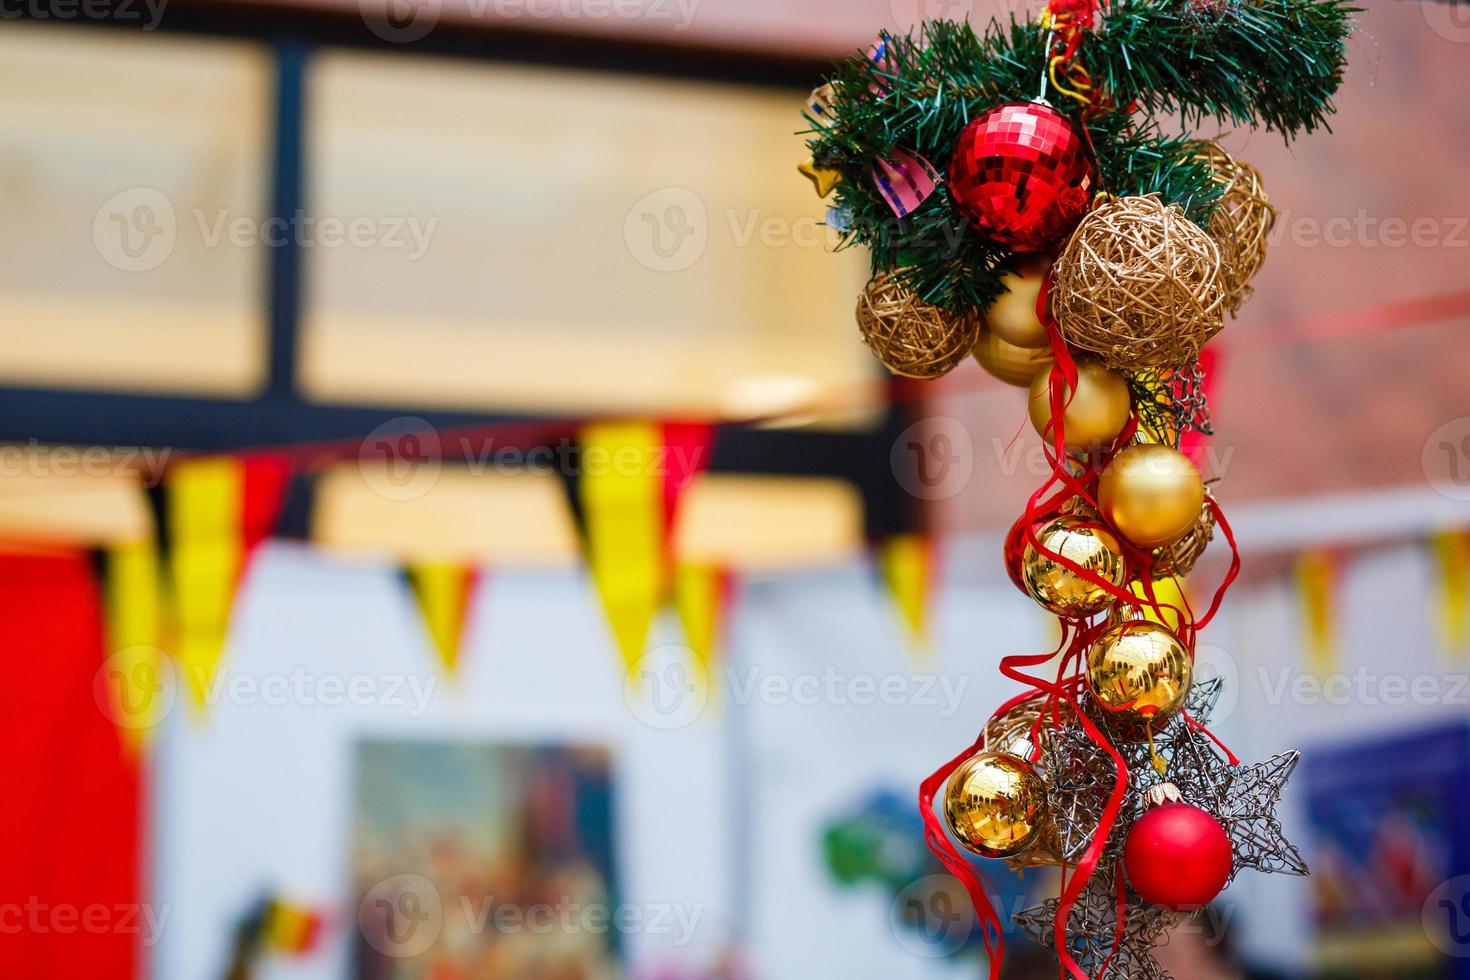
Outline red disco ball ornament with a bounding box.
[948,102,1095,252]
[1124,802,1234,910]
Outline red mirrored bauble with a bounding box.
[1124,803,1233,910]
[948,101,1095,252]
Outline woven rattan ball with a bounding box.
[1052,195,1224,371]
[855,272,982,379]
[1152,487,1217,579]
[1197,142,1276,316]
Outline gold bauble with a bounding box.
[1027,357,1132,451]
[1099,443,1205,549]
[983,259,1051,349]
[1021,516,1127,618]
[944,752,1048,858]
[973,328,1055,387]
[1085,619,1192,734]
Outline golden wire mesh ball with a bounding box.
[1197,142,1276,316]
[855,272,982,379]
[1152,487,1217,580]
[1052,195,1225,372]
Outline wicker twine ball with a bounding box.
[1197,142,1276,316]
[1052,195,1225,372]
[855,272,981,379]
[984,703,1069,870]
[1152,487,1217,579]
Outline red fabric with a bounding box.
[0,551,142,979]
[239,453,292,552]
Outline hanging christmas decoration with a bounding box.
[944,751,1049,858]
[1018,516,1127,618]
[1197,141,1277,315]
[1151,488,1218,580]
[974,328,1054,387]
[1123,786,1234,910]
[855,272,981,379]
[1027,356,1132,451]
[948,102,1096,252]
[983,258,1052,349]
[1098,443,1206,549]
[1052,195,1225,371]
[799,0,1349,973]
[1085,620,1192,737]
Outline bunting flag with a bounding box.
[262,898,327,955]
[1295,549,1341,677]
[878,534,936,654]
[405,562,481,675]
[166,455,289,714]
[580,422,666,677]
[674,562,733,687]
[101,537,169,748]
[1430,527,1470,658]
[579,421,714,677]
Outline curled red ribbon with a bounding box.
[920,266,1242,979]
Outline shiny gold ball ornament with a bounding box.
[1197,141,1276,316]
[1099,443,1206,549]
[1085,619,1192,733]
[1052,195,1225,371]
[1027,357,1132,451]
[973,328,1055,387]
[855,272,981,379]
[1021,516,1127,617]
[944,752,1048,858]
[983,258,1051,349]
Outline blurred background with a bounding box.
[0,0,1468,978]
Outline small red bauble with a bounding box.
[948,101,1095,252]
[1124,802,1234,909]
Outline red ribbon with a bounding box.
[921,267,1243,979]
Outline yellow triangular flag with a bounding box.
[1430,528,1470,658]
[1295,550,1339,677]
[675,563,728,688]
[169,457,244,714]
[879,534,933,653]
[580,421,665,677]
[406,561,479,675]
[102,537,169,749]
